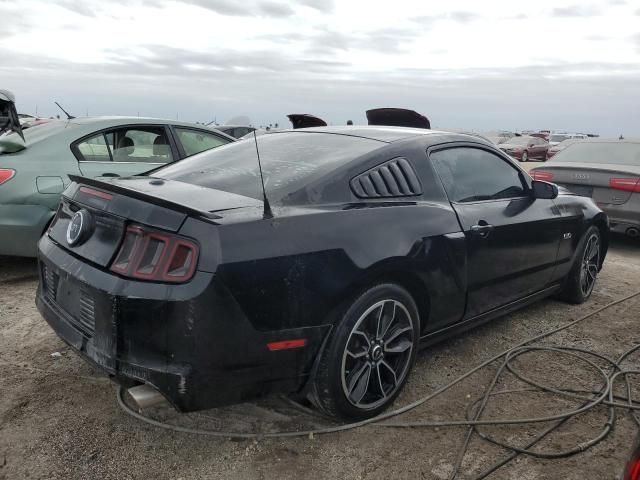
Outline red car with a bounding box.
[624,433,640,480]
[498,135,550,162]
[531,132,550,141]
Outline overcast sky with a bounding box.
[1,0,639,134]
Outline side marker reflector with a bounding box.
[267,339,307,351]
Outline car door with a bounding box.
[534,138,549,160]
[74,125,178,178]
[430,145,563,318]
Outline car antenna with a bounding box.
[54,101,75,120]
[252,130,273,219]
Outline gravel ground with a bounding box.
[1,231,639,480]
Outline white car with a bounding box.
[549,133,588,147]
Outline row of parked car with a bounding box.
[482,131,592,162]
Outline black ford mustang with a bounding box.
[36,126,608,419]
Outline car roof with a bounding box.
[66,116,216,130]
[269,125,480,143]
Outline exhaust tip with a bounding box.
[626,227,640,238]
[127,384,167,409]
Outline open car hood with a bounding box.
[287,114,327,129]
[366,108,431,129]
[0,89,25,152]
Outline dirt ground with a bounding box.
[1,232,639,480]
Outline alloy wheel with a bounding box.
[341,299,415,410]
[580,233,600,297]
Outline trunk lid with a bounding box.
[48,175,262,267]
[532,163,640,205]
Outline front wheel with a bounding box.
[558,226,601,304]
[310,284,420,420]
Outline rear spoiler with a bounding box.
[287,114,327,129]
[366,108,431,129]
[67,174,223,220]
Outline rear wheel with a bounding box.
[558,226,601,304]
[310,284,420,420]
[521,150,528,162]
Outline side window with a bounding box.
[112,127,173,163]
[76,127,173,164]
[76,133,111,162]
[175,128,230,157]
[431,147,527,203]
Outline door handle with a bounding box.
[101,173,120,177]
[470,222,494,238]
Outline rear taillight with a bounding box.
[0,168,15,185]
[110,225,199,283]
[625,454,640,480]
[532,170,554,181]
[609,177,640,193]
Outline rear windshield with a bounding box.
[155,132,384,202]
[552,142,640,166]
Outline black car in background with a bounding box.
[36,127,608,419]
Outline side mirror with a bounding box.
[528,143,535,147]
[532,180,558,199]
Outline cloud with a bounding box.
[46,0,295,18]
[295,0,334,12]
[551,5,600,17]
[177,0,294,17]
[448,11,480,22]
[0,6,34,39]
[256,1,294,17]
[355,27,422,54]
[303,25,424,55]
[52,0,98,17]
[412,11,480,24]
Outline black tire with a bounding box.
[521,150,528,162]
[558,226,601,304]
[310,284,420,420]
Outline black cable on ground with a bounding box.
[116,290,640,477]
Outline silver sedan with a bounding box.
[530,139,640,238]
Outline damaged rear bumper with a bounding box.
[36,235,330,412]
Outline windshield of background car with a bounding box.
[552,142,640,166]
[155,132,384,202]
[506,136,531,146]
[550,134,569,142]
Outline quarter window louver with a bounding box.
[350,157,422,198]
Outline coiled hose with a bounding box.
[117,291,640,479]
